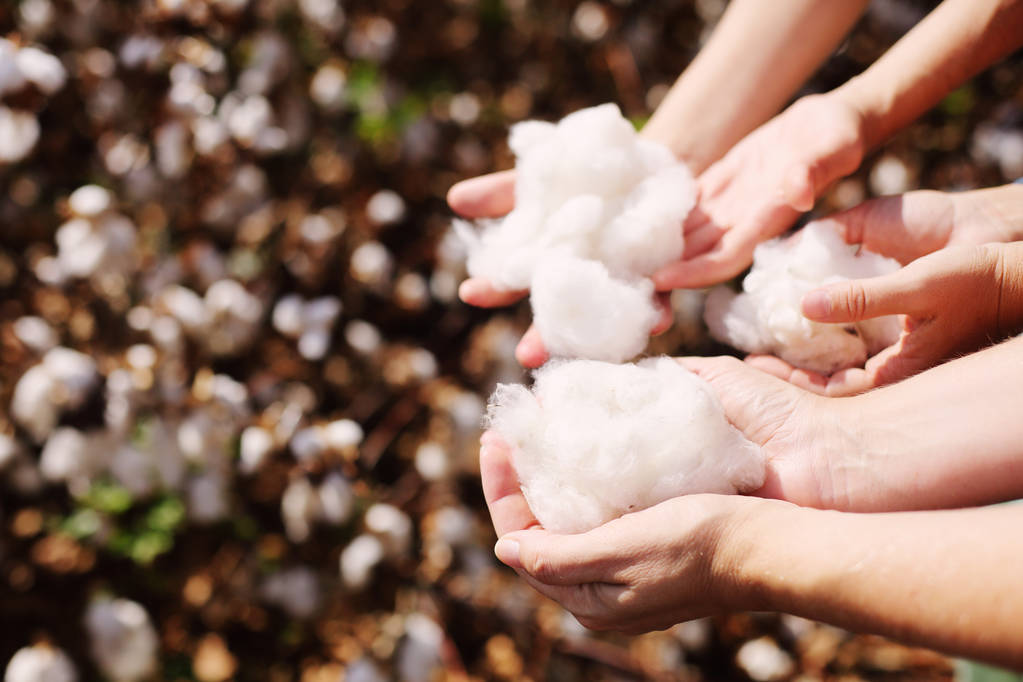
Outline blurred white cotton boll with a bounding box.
[68,185,113,217]
[323,419,363,451]
[531,256,659,363]
[364,503,412,557]
[4,645,77,682]
[318,472,354,524]
[0,107,41,163]
[457,104,695,361]
[12,347,97,442]
[282,476,319,542]
[488,358,764,534]
[13,316,58,353]
[84,598,159,682]
[339,533,385,590]
[396,614,444,682]
[239,425,274,474]
[704,221,901,374]
[0,40,27,95]
[15,46,66,95]
[187,472,230,523]
[366,190,406,226]
[259,566,320,619]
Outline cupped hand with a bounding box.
[653,93,867,290]
[750,242,1023,396]
[480,430,766,632]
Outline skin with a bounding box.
[448,0,871,367]
[483,338,1023,667]
[653,0,1023,290]
[747,185,1023,396]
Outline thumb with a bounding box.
[801,271,914,323]
[495,529,611,586]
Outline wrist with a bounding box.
[829,79,879,153]
[708,497,801,612]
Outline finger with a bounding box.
[651,293,673,336]
[515,325,549,368]
[743,354,799,381]
[447,170,517,218]
[867,325,943,387]
[811,195,939,265]
[480,434,540,537]
[781,164,815,213]
[819,367,876,396]
[653,234,753,290]
[800,270,921,323]
[458,277,528,308]
[681,222,727,260]
[496,528,618,586]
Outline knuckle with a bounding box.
[528,553,561,585]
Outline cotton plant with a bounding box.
[457,103,697,362]
[704,220,902,374]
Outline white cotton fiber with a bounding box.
[487,358,764,534]
[457,103,696,362]
[531,257,659,362]
[704,221,901,375]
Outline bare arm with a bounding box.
[728,501,1023,667]
[837,0,1023,149]
[644,0,870,173]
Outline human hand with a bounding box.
[448,170,675,368]
[803,184,1023,266]
[653,93,867,289]
[748,241,1023,396]
[481,430,766,632]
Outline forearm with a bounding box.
[835,0,1023,149]
[725,500,1023,668]
[842,333,1023,510]
[642,0,870,173]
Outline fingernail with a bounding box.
[494,538,521,569]
[801,290,831,319]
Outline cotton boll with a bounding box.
[239,426,274,474]
[68,185,113,218]
[4,645,77,682]
[187,472,230,523]
[12,348,97,442]
[259,566,320,620]
[0,107,41,163]
[13,316,57,354]
[15,47,66,95]
[323,419,363,451]
[364,503,413,557]
[0,40,28,96]
[704,222,901,374]
[487,358,763,534]
[318,472,354,525]
[84,598,159,682]
[339,534,385,590]
[531,257,659,363]
[282,476,318,543]
[395,614,444,682]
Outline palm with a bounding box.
[654,94,866,289]
[681,356,861,510]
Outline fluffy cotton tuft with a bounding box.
[457,103,695,362]
[704,222,902,374]
[487,358,763,533]
[83,598,159,682]
[530,257,659,362]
